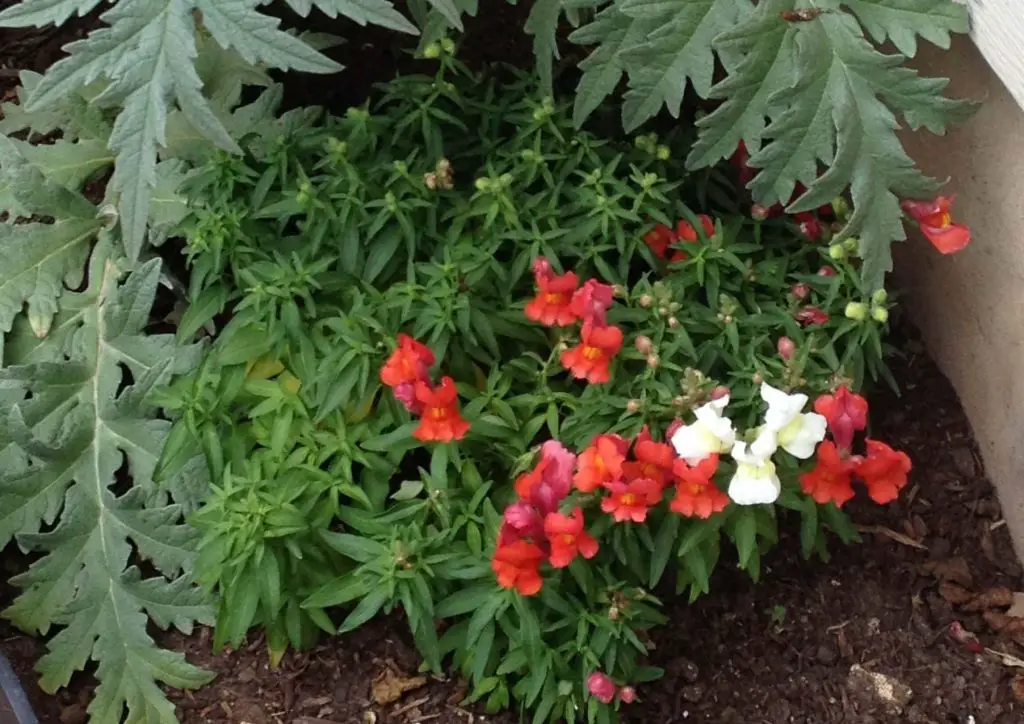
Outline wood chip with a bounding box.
[963,587,1015,612]
[371,666,428,706]
[857,524,927,550]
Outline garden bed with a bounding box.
[2,4,1022,724]
[2,336,1022,724]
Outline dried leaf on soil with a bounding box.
[938,581,973,605]
[856,524,927,550]
[922,557,974,587]
[963,587,1015,612]
[371,665,428,706]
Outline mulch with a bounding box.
[2,6,1023,724]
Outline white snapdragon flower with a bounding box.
[670,394,736,465]
[728,428,781,505]
[759,383,827,459]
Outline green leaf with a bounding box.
[338,584,390,633]
[730,508,757,570]
[282,0,419,34]
[196,0,344,73]
[0,0,103,27]
[617,0,752,132]
[0,255,214,723]
[436,582,496,618]
[321,531,389,562]
[649,513,679,587]
[842,0,968,57]
[303,575,370,609]
[423,0,464,30]
[569,6,655,127]
[525,0,563,95]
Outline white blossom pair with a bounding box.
[670,383,827,506]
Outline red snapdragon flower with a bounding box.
[623,426,675,487]
[514,440,575,515]
[795,305,829,326]
[561,322,624,384]
[574,434,628,493]
[525,257,579,327]
[670,454,729,518]
[643,216,715,262]
[500,501,545,544]
[587,672,617,704]
[856,439,912,504]
[601,477,662,523]
[813,385,869,452]
[380,334,435,388]
[492,540,545,596]
[544,508,599,568]
[412,377,470,443]
[570,278,616,327]
[900,196,971,254]
[799,441,857,507]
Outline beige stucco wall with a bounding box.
[895,35,1024,559]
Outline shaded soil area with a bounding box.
[3,5,1024,724]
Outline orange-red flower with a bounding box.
[561,322,623,384]
[670,454,729,518]
[570,278,615,327]
[601,477,663,523]
[855,439,912,504]
[900,196,971,254]
[799,441,856,507]
[544,508,599,568]
[643,215,715,262]
[795,305,829,327]
[380,334,435,388]
[492,540,544,596]
[574,434,628,493]
[813,385,868,452]
[623,427,675,487]
[412,377,470,443]
[525,258,579,327]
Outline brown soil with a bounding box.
[2,5,1024,724]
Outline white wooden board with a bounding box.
[967,0,1024,110]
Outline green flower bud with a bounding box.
[828,244,846,261]
[831,196,850,217]
[844,302,868,321]
[656,145,671,161]
[843,237,859,253]
[474,177,491,192]
[872,307,889,324]
[440,38,455,54]
[872,289,888,305]
[423,43,441,59]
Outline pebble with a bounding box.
[951,447,977,478]
[815,644,836,666]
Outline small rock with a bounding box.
[951,447,977,478]
[815,644,836,666]
[681,684,704,703]
[976,498,1001,519]
[847,663,913,715]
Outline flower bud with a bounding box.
[790,282,810,300]
[872,307,889,324]
[844,301,868,321]
[777,336,796,360]
[626,399,642,413]
[828,244,846,261]
[646,355,659,369]
[817,266,837,277]
[843,237,859,253]
[613,284,627,297]
[831,196,850,217]
[638,294,653,308]
[752,372,764,385]
[440,37,455,54]
[799,217,822,241]
[474,177,491,192]
[723,314,733,324]
[668,316,679,328]
[658,306,669,317]
[872,289,888,305]
[711,385,730,401]
[423,43,441,59]
[619,686,637,704]
[656,145,671,160]
[634,335,653,355]
[751,204,770,221]
[587,673,617,705]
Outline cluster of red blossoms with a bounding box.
[643,214,716,262]
[491,428,730,596]
[587,672,635,705]
[380,334,470,443]
[800,385,912,507]
[525,257,623,384]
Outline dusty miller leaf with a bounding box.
[280,0,419,33]
[525,0,563,96]
[0,255,214,724]
[616,0,752,132]
[0,0,104,26]
[840,0,968,57]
